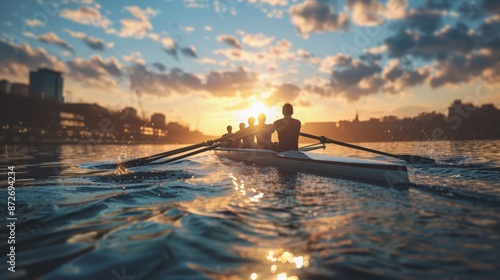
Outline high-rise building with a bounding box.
[10,83,29,97]
[29,68,64,103]
[0,79,10,94]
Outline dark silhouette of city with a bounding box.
[0,68,212,144]
[1,68,499,144]
[301,100,500,142]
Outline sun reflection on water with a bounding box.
[248,249,309,279]
[230,174,265,203]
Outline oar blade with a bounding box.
[398,154,435,164]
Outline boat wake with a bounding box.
[411,182,500,207]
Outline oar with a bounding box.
[149,143,221,165]
[300,132,435,164]
[119,126,264,168]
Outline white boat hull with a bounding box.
[214,148,410,189]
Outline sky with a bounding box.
[0,0,499,135]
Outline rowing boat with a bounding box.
[214,147,410,189]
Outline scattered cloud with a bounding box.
[204,67,258,97]
[128,64,258,98]
[329,58,383,101]
[66,55,123,89]
[289,0,348,35]
[110,6,157,38]
[0,39,66,76]
[241,33,275,48]
[346,0,407,26]
[60,6,111,28]
[249,0,288,6]
[383,60,430,93]
[153,62,166,72]
[204,25,212,31]
[217,35,242,49]
[180,45,197,58]
[65,29,107,51]
[406,8,443,34]
[24,18,44,27]
[37,32,74,53]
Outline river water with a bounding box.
[0,140,499,280]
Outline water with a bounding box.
[0,140,499,280]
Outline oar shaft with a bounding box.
[151,143,221,165]
[300,132,402,159]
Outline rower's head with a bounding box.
[282,103,294,117]
[258,113,266,124]
[226,125,232,133]
[239,122,245,130]
[248,117,255,126]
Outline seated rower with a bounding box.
[268,103,301,152]
[242,117,256,148]
[221,125,233,147]
[255,113,274,149]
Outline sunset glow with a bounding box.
[0,0,499,136]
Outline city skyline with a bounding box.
[1,0,499,135]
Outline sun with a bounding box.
[234,101,280,125]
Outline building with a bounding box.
[150,113,166,137]
[0,79,10,94]
[29,68,64,103]
[121,107,138,119]
[10,83,29,97]
[151,113,166,127]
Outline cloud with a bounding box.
[0,39,65,76]
[304,76,333,97]
[289,0,348,35]
[481,0,500,15]
[271,83,301,103]
[65,29,106,51]
[111,6,157,38]
[197,57,229,66]
[424,0,452,9]
[129,63,202,96]
[164,47,179,60]
[346,0,407,26]
[24,18,44,27]
[382,60,430,93]
[214,48,270,65]
[183,0,210,9]
[406,8,443,34]
[329,58,384,101]
[128,64,258,98]
[318,54,353,73]
[204,25,212,31]
[153,62,166,72]
[429,50,500,88]
[204,67,258,97]
[66,55,123,89]
[82,36,106,51]
[37,32,74,53]
[241,33,275,47]
[458,2,484,19]
[249,0,288,6]
[269,39,292,59]
[385,23,477,59]
[217,35,242,49]
[180,46,197,58]
[60,6,111,28]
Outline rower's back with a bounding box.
[273,117,301,152]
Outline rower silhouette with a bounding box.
[256,113,273,149]
[221,125,233,147]
[242,117,256,148]
[269,103,301,152]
